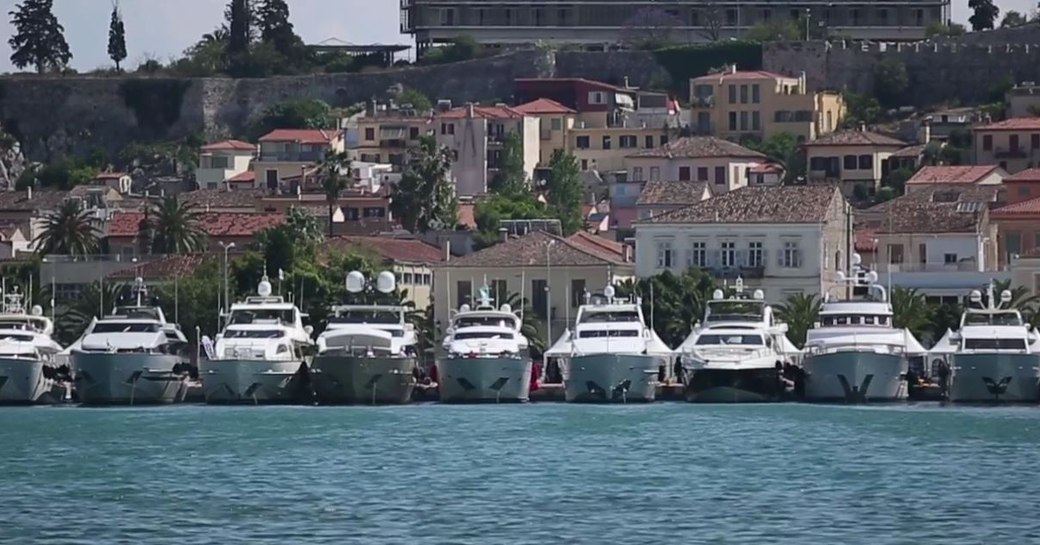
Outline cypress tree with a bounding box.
[107,2,127,71]
[226,0,251,74]
[256,0,299,56]
[8,0,73,73]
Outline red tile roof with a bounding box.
[439,105,526,120]
[640,185,841,224]
[202,139,256,152]
[629,136,765,159]
[107,211,285,238]
[327,236,445,264]
[441,230,628,268]
[514,98,576,115]
[992,195,1040,218]
[1005,168,1040,182]
[855,229,878,252]
[228,170,257,184]
[905,165,1002,186]
[258,129,341,144]
[974,117,1040,131]
[692,70,791,82]
[108,254,211,280]
[806,130,906,147]
[95,172,128,180]
[566,231,627,263]
[749,163,784,174]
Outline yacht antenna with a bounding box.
[564,279,570,328]
[520,270,526,323]
[50,275,55,323]
[987,280,996,310]
[1,277,5,305]
[135,277,145,307]
[27,274,32,310]
[174,274,179,323]
[649,281,655,333]
[446,269,452,311]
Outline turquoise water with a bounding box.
[2,404,1040,544]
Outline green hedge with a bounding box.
[652,41,764,96]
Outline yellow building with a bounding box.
[689,67,845,142]
[515,98,577,166]
[802,129,907,198]
[355,116,435,168]
[568,125,673,172]
[973,117,1040,174]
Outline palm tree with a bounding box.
[618,269,717,347]
[318,151,351,238]
[499,290,547,357]
[33,200,100,257]
[144,196,207,254]
[891,287,932,340]
[776,292,822,348]
[406,303,438,368]
[285,206,323,244]
[992,279,1040,309]
[57,281,129,345]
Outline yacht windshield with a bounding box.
[578,330,639,338]
[93,322,161,333]
[822,315,892,326]
[455,316,516,329]
[229,308,295,326]
[695,334,765,346]
[706,301,764,323]
[454,331,514,340]
[330,310,401,325]
[963,312,1023,326]
[0,333,33,342]
[579,310,640,323]
[112,307,161,320]
[964,338,1027,350]
[0,321,30,330]
[224,329,283,339]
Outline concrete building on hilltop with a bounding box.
[401,1,949,50]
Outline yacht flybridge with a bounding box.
[199,275,315,404]
[0,287,65,404]
[801,257,925,403]
[311,270,418,405]
[945,282,1040,403]
[679,278,796,402]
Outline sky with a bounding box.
[1,0,1037,73]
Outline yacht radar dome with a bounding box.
[30,305,42,316]
[1001,290,1013,304]
[258,278,273,297]
[376,271,396,294]
[345,271,366,293]
[603,285,616,299]
[753,289,764,300]
[866,271,879,284]
[852,253,862,266]
[500,303,512,313]
[712,289,724,301]
[460,304,471,313]
[969,290,982,304]
[836,271,846,282]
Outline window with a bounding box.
[403,273,414,285]
[843,155,857,170]
[714,166,726,185]
[748,241,763,267]
[619,135,637,148]
[650,167,660,181]
[363,207,385,218]
[410,127,420,139]
[576,136,590,149]
[858,155,872,170]
[690,242,706,267]
[1033,134,1040,150]
[983,134,993,151]
[728,112,738,131]
[645,135,655,148]
[1011,134,1021,151]
[944,253,958,264]
[365,128,375,140]
[629,167,642,181]
[602,136,612,150]
[532,279,548,318]
[589,91,606,104]
[740,111,749,131]
[1007,232,1022,257]
[551,118,562,131]
[656,241,674,268]
[571,279,586,307]
[782,241,802,268]
[344,207,360,220]
[888,244,905,264]
[456,280,472,308]
[581,159,588,170]
[739,85,749,104]
[752,111,761,131]
[491,279,508,303]
[752,84,761,103]
[697,167,709,181]
[728,85,737,104]
[721,241,736,267]
[679,166,691,181]
[660,135,668,146]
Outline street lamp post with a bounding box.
[219,241,236,321]
[545,240,555,349]
[805,8,811,41]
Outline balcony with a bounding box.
[257,151,324,163]
[688,249,768,279]
[691,96,714,108]
[884,261,982,273]
[994,147,1028,159]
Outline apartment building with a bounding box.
[973,118,1040,174]
[196,140,255,189]
[252,129,346,190]
[435,104,540,196]
[802,129,907,197]
[401,1,949,51]
[625,136,768,193]
[689,67,844,141]
[354,115,434,168]
[514,98,577,166]
[570,125,673,172]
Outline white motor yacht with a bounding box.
[0,288,65,404]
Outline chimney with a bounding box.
[623,237,635,263]
[498,227,508,243]
[623,76,630,88]
[859,122,866,132]
[26,186,32,200]
[466,102,475,118]
[729,64,738,74]
[444,239,452,262]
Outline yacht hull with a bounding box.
[564,354,658,403]
[199,359,310,404]
[72,353,189,405]
[685,367,783,403]
[949,353,1040,403]
[311,354,416,405]
[436,356,532,403]
[802,351,908,402]
[0,358,63,405]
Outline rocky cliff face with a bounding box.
[0,125,29,190]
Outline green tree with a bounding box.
[744,19,800,42]
[616,269,717,348]
[249,99,333,140]
[420,34,482,64]
[107,2,127,71]
[33,200,100,257]
[256,0,300,57]
[842,93,882,128]
[499,290,546,357]
[873,58,908,109]
[474,193,548,249]
[546,150,584,235]
[391,136,458,233]
[929,302,963,340]
[59,281,128,344]
[490,131,528,195]
[143,196,207,254]
[398,88,433,113]
[318,150,351,237]
[284,205,323,244]
[153,259,221,349]
[969,0,1000,31]
[881,167,914,196]
[891,287,932,341]
[8,0,72,73]
[225,0,252,75]
[1001,10,1027,27]
[776,292,822,347]
[925,22,967,38]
